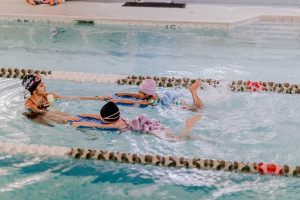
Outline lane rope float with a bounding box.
[230,80,299,94]
[117,75,299,94]
[117,75,220,88]
[0,67,126,84]
[0,67,299,94]
[0,141,299,177]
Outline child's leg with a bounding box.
[178,113,201,139]
[182,80,204,111]
[26,0,36,5]
[189,80,204,109]
[154,113,201,141]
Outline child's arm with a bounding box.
[51,93,111,101]
[78,113,102,120]
[110,99,152,106]
[115,92,140,98]
[71,121,120,129]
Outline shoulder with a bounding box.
[116,119,129,128]
[25,96,36,106]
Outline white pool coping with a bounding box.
[0,0,300,27]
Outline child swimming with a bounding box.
[71,102,201,141]
[112,79,159,106]
[111,79,204,111]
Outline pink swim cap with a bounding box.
[139,79,156,96]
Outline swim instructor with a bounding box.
[22,74,110,113]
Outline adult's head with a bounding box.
[100,102,120,123]
[22,74,46,95]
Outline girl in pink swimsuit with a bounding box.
[72,102,201,141]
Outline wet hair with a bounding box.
[22,74,41,94]
[100,102,120,123]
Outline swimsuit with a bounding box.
[26,95,50,111]
[160,91,184,108]
[147,96,160,106]
[128,114,165,133]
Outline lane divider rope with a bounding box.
[0,141,299,177]
[0,67,299,94]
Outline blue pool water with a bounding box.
[0,20,300,199]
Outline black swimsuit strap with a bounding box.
[121,118,129,126]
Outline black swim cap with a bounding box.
[22,74,41,93]
[100,102,120,122]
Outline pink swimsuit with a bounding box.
[128,114,165,134]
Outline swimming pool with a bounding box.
[0,19,300,199]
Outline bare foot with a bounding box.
[189,80,201,92]
[26,0,36,5]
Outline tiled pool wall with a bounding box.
[1,15,299,26]
[0,16,231,34]
[1,14,300,35]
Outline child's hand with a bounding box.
[115,93,123,97]
[96,96,112,101]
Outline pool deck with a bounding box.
[0,0,300,26]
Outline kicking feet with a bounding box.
[189,80,202,92]
[187,80,204,110]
